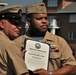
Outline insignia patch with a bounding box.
[50,45,59,52]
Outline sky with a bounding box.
[2,0,42,7]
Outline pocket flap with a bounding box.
[50,52,61,59]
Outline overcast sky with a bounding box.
[2,0,42,7]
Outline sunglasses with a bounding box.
[0,13,25,26]
[7,19,23,26]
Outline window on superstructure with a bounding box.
[68,31,76,40]
[69,14,76,23]
[47,0,58,7]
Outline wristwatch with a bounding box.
[50,71,52,75]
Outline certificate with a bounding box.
[24,40,49,71]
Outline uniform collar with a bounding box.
[25,30,54,42]
[41,31,54,43]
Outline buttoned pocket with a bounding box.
[50,52,61,60]
[49,52,61,70]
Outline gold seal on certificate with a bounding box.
[25,40,49,71]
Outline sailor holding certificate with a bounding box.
[14,2,76,75]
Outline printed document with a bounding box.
[25,40,49,71]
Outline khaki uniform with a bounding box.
[0,31,28,75]
[14,31,76,71]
